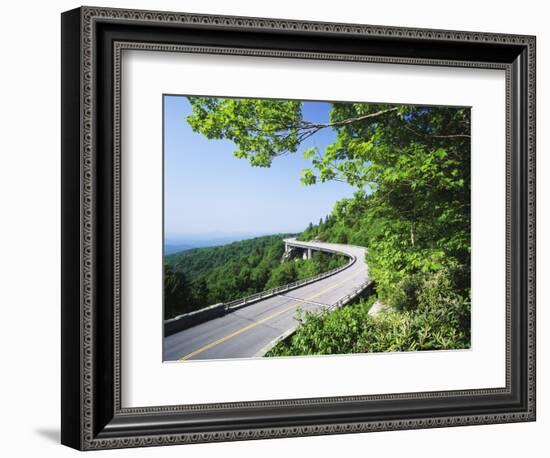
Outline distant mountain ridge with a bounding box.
[164,244,194,255]
[164,232,290,256]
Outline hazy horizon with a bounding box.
[164,230,299,255]
[165,229,297,243]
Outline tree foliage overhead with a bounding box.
[187,97,303,167]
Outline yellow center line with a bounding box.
[178,270,366,361]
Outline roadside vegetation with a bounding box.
[267,268,470,356]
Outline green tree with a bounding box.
[265,261,298,289]
[187,97,302,167]
[164,263,191,320]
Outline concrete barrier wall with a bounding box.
[164,303,226,336]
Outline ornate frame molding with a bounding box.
[61,6,536,450]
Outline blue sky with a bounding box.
[164,96,355,242]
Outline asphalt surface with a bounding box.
[163,239,368,361]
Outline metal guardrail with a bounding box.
[224,252,356,311]
[329,279,374,310]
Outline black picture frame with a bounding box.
[61,6,536,450]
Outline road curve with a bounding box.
[163,239,368,361]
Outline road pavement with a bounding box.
[163,239,368,361]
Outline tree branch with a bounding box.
[299,106,399,130]
[404,125,470,139]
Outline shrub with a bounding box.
[266,268,470,357]
[267,299,376,356]
[416,268,470,346]
[386,273,424,311]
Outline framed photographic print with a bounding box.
[61,6,536,450]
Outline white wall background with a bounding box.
[0,0,545,456]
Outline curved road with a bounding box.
[163,239,368,361]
